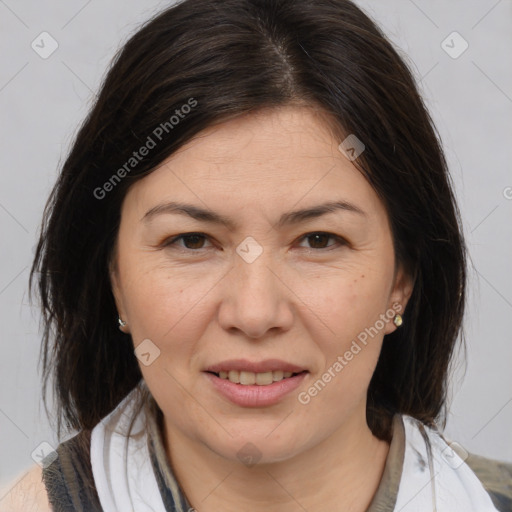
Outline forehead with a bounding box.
[123,106,383,220]
[168,106,343,177]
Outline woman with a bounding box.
[5,0,511,510]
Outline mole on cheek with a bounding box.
[353,274,365,284]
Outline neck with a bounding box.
[162,407,391,512]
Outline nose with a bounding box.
[217,248,294,339]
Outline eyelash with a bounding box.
[161,232,347,253]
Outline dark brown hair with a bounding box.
[30,0,466,440]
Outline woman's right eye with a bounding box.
[163,233,213,251]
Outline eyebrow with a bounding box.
[141,200,367,229]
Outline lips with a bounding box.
[203,359,309,406]
[204,370,308,407]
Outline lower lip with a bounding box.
[204,371,308,407]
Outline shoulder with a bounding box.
[1,429,102,512]
[466,452,512,512]
[0,464,53,512]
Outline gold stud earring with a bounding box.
[393,314,403,327]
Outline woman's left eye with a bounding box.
[296,232,345,250]
[162,231,345,252]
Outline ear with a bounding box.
[109,255,129,333]
[384,263,415,335]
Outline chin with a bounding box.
[201,427,310,466]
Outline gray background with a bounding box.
[1,0,511,490]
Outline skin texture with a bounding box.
[111,106,413,511]
[0,464,52,511]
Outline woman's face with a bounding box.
[111,105,412,464]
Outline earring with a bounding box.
[118,317,127,328]
[393,314,403,327]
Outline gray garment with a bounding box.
[42,397,512,511]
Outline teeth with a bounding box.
[272,370,284,381]
[240,371,256,385]
[228,370,240,383]
[255,372,273,385]
[216,370,300,385]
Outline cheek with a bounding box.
[298,266,392,396]
[298,276,387,418]
[302,267,392,341]
[118,267,221,400]
[120,256,215,337]
[121,266,213,410]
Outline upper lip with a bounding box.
[204,359,307,374]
